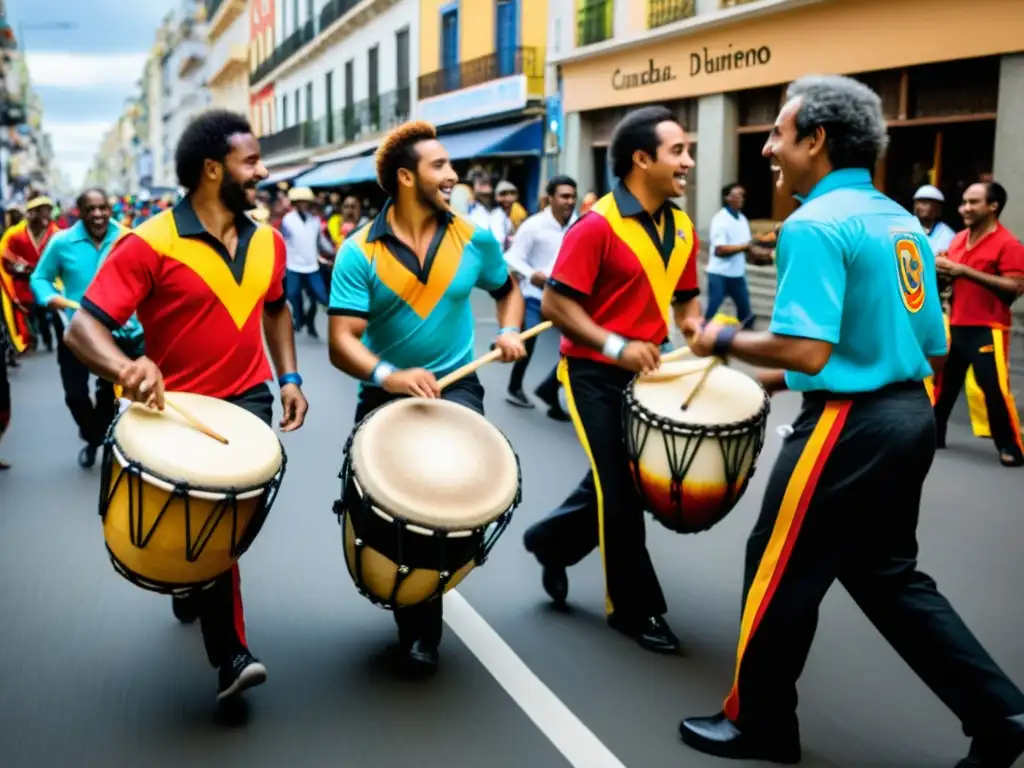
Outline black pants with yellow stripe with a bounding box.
[933,325,1024,462]
[523,357,666,619]
[724,383,1024,731]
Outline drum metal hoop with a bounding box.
[333,402,523,611]
[98,418,289,594]
[622,388,771,534]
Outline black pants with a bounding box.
[523,357,666,619]
[724,383,1024,732]
[177,384,275,667]
[58,336,142,447]
[351,374,486,647]
[933,325,1024,462]
[27,303,60,350]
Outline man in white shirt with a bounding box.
[280,186,330,337]
[467,172,515,252]
[705,183,770,329]
[913,184,957,254]
[502,175,577,419]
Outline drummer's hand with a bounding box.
[681,318,720,358]
[118,356,165,410]
[279,383,308,432]
[384,368,441,398]
[618,341,661,374]
[494,330,527,362]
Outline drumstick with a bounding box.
[164,398,230,445]
[680,358,722,411]
[436,321,554,390]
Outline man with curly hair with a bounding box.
[328,120,526,676]
[66,109,309,706]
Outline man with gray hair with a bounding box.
[678,74,1024,766]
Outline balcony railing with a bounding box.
[250,19,316,83]
[260,88,412,158]
[577,0,613,47]
[648,0,696,27]
[319,0,361,31]
[418,47,542,100]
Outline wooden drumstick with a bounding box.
[163,398,230,445]
[437,321,554,390]
[680,358,722,411]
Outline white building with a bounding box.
[206,0,250,114]
[249,0,417,185]
[161,4,212,184]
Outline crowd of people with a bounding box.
[0,74,1022,767]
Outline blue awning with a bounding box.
[440,119,543,160]
[292,154,377,188]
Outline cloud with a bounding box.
[24,52,148,90]
[45,120,116,188]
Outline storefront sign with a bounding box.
[417,74,529,128]
[560,0,1024,113]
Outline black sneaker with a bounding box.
[78,445,98,469]
[171,595,198,624]
[217,651,267,702]
[505,389,535,409]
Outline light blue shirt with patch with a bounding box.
[770,168,947,393]
[328,202,511,386]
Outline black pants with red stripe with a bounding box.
[933,325,1024,462]
[349,375,487,648]
[726,383,1024,733]
[177,384,275,667]
[523,357,667,619]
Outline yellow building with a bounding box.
[416,0,550,208]
[205,0,250,113]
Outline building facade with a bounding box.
[415,0,549,208]
[553,0,1024,236]
[161,2,212,184]
[206,0,251,113]
[249,0,276,137]
[250,0,419,189]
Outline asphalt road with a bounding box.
[1,311,1021,768]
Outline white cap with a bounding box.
[913,185,944,203]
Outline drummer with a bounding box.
[65,109,309,706]
[522,106,702,653]
[328,119,526,676]
[678,75,1024,766]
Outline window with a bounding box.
[292,0,299,32]
[440,7,459,91]
[396,28,410,90]
[325,71,334,143]
[368,45,379,100]
[282,95,288,128]
[264,27,272,59]
[344,59,354,106]
[305,81,313,123]
[495,0,517,77]
[294,88,300,124]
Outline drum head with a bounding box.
[112,392,283,490]
[633,361,766,426]
[351,398,519,531]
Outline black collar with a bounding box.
[365,198,454,284]
[612,183,677,264]
[172,197,259,285]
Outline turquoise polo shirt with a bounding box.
[31,220,144,341]
[770,168,947,393]
[328,200,513,385]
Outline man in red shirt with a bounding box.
[935,181,1024,467]
[65,110,309,705]
[522,106,702,652]
[3,196,61,351]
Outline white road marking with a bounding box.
[444,590,629,768]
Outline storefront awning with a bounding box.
[440,119,543,160]
[258,163,315,189]
[291,154,378,188]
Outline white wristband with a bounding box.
[601,333,628,361]
[371,362,397,387]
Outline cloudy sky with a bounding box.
[7,0,177,189]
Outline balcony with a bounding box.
[577,0,612,47]
[260,87,412,158]
[205,0,245,43]
[177,39,206,78]
[250,20,315,85]
[207,43,247,86]
[319,0,361,31]
[418,47,542,101]
[648,0,696,28]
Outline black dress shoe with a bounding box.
[608,614,680,654]
[171,595,199,624]
[679,713,801,764]
[541,566,568,607]
[78,445,98,469]
[957,713,1024,768]
[400,640,439,678]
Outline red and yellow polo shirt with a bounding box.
[548,184,700,362]
[947,223,1024,330]
[82,198,287,398]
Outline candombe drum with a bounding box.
[623,359,770,533]
[335,398,521,609]
[99,393,286,594]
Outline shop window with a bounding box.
[738,86,782,128]
[907,57,999,119]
